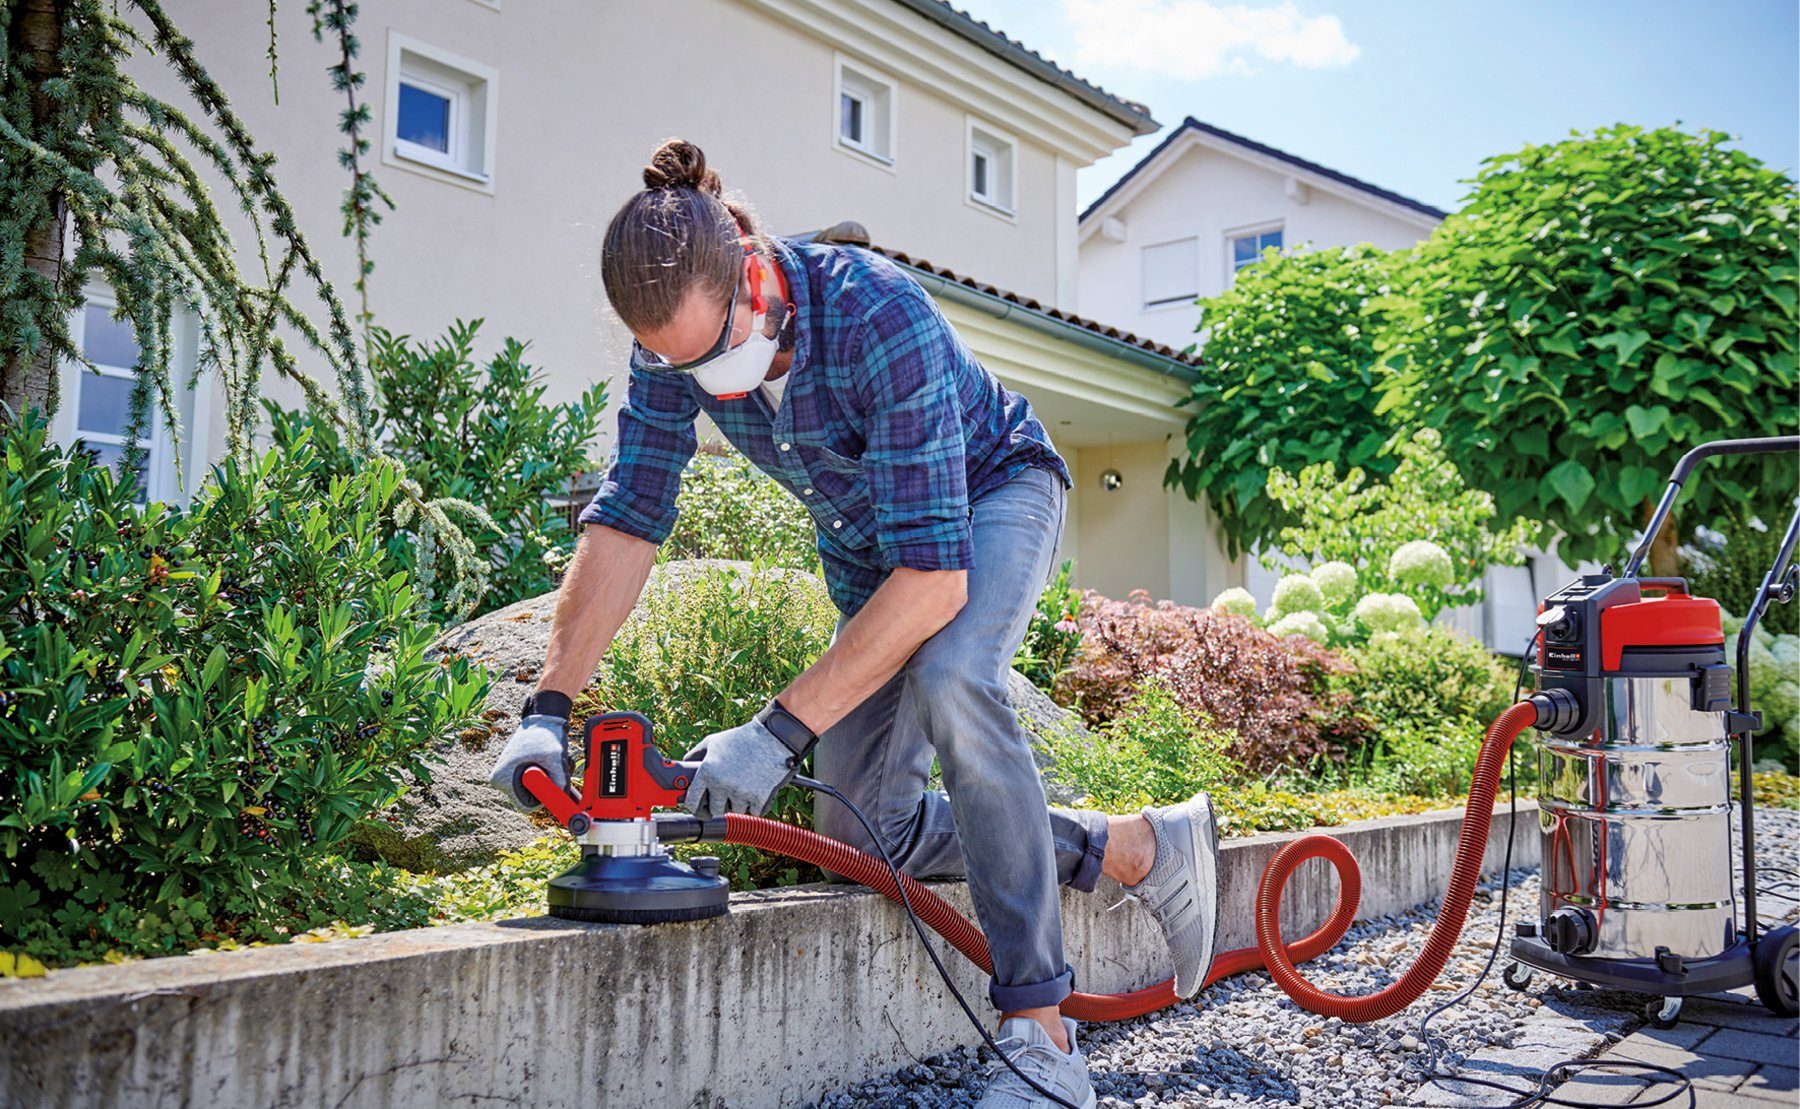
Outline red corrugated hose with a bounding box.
[720,698,1541,1023]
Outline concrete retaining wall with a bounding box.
[0,802,1539,1108]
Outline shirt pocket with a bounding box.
[801,445,875,550]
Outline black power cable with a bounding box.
[796,775,1087,1109]
[1410,630,1693,1109]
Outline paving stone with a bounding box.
[1603,1040,1756,1093]
[1696,1027,1800,1067]
[1734,1064,1799,1102]
[1548,1069,1666,1106]
[1679,996,1800,1037]
[1627,1021,1716,1052]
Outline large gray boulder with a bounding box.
[357,560,1097,870]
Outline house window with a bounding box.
[384,32,498,190]
[966,120,1016,216]
[66,302,157,500]
[834,55,894,166]
[1229,226,1284,277]
[1142,237,1199,308]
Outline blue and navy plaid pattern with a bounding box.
[580,237,1070,615]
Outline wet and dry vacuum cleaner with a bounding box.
[513,435,1799,1107]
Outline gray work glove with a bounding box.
[487,714,572,811]
[681,718,798,819]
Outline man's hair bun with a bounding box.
[643,138,722,195]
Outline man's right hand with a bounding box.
[488,695,573,810]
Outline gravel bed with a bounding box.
[809,806,1800,1108]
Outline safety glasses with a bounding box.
[630,268,748,374]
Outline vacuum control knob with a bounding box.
[1543,907,1597,956]
[690,855,722,880]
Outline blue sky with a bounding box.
[952,0,1799,213]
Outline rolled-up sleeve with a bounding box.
[851,290,973,573]
[577,366,699,543]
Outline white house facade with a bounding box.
[62,0,1263,603]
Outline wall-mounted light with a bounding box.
[1099,468,1124,492]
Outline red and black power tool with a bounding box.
[520,712,729,923]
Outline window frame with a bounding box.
[833,53,896,170]
[964,117,1018,220]
[383,31,499,193]
[53,285,206,506]
[1140,235,1200,311]
[1226,222,1285,281]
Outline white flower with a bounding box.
[1211,587,1259,622]
[1389,540,1454,591]
[1309,561,1358,610]
[1354,592,1424,635]
[1268,611,1330,645]
[1270,574,1325,619]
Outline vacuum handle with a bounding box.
[1624,436,1800,578]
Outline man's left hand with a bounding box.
[681,718,798,818]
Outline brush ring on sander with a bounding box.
[547,852,729,924]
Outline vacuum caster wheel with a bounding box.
[1502,962,1534,992]
[1753,924,1798,1018]
[1645,996,1683,1029]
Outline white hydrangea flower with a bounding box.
[1268,610,1330,645]
[1389,540,1454,591]
[1211,586,1259,622]
[1309,561,1359,610]
[1354,592,1424,635]
[1270,574,1325,619]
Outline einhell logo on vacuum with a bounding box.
[1544,645,1584,669]
[598,739,628,797]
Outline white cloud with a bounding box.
[1065,0,1360,79]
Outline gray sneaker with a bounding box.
[1122,791,1220,999]
[975,1016,1097,1108]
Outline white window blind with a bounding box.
[1142,238,1198,307]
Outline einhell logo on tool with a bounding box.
[1544,645,1584,669]
[598,739,628,798]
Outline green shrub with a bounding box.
[1688,519,1799,637]
[1264,428,1536,619]
[1014,560,1083,691]
[662,451,821,573]
[1336,627,1514,733]
[268,319,606,620]
[573,563,838,888]
[0,419,488,966]
[1041,676,1240,811]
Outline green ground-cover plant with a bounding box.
[661,449,821,573]
[268,320,605,621]
[1166,245,1409,558]
[573,562,840,889]
[1378,125,1799,573]
[1014,560,1083,692]
[0,418,488,966]
[1038,676,1240,811]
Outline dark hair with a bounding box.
[601,139,766,333]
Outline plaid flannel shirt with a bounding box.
[579,237,1070,615]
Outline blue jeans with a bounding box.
[811,466,1110,1011]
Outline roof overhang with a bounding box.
[745,0,1149,163]
[1079,123,1446,244]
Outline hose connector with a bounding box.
[1528,688,1581,734]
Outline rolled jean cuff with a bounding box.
[989,964,1074,1011]
[1068,811,1108,893]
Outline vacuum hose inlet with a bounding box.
[719,697,1544,1023]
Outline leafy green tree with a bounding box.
[1166,244,1409,558]
[1377,125,1798,572]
